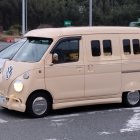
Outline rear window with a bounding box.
[91,40,101,57]
[123,39,131,55]
[103,40,112,56]
[133,39,140,55]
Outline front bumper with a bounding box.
[0,94,26,112]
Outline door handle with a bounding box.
[88,64,94,72]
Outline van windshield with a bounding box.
[13,37,53,63]
[0,38,26,60]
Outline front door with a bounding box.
[45,37,84,101]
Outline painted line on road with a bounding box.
[50,113,80,119]
[0,118,8,123]
[44,138,69,140]
[51,119,67,122]
[44,139,57,140]
[120,112,140,133]
[120,107,140,133]
[88,107,140,115]
[50,118,68,127]
[98,131,115,135]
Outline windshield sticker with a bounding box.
[5,66,13,80]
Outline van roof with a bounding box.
[25,26,140,38]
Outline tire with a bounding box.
[26,93,52,118]
[122,91,140,107]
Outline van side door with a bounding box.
[121,34,140,91]
[45,37,85,101]
[85,34,122,99]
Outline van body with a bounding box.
[0,27,140,117]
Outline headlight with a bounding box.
[14,80,24,92]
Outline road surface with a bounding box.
[0,104,140,140]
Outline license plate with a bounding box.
[0,96,6,104]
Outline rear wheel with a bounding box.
[26,93,52,118]
[123,91,140,107]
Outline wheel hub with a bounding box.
[127,91,140,105]
[32,97,47,116]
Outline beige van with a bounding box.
[0,27,140,117]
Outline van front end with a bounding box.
[0,58,45,113]
[0,36,53,117]
[0,65,29,112]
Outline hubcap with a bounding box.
[32,97,47,116]
[127,91,140,105]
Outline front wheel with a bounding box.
[26,93,52,118]
[122,91,140,107]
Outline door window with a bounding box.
[52,39,79,64]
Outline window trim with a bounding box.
[50,36,81,64]
[50,36,81,54]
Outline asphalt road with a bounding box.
[0,104,140,140]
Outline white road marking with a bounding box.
[51,119,67,122]
[98,131,115,135]
[0,118,8,123]
[120,112,140,133]
[88,108,123,115]
[44,138,69,140]
[50,119,68,127]
[50,113,80,119]
[120,107,140,133]
[132,107,140,113]
[87,112,96,115]
[44,139,57,140]
[50,122,63,127]
[125,107,140,111]
[88,107,140,115]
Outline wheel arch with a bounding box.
[26,89,53,106]
[122,90,140,107]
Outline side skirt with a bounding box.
[53,97,122,110]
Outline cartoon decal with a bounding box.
[5,66,13,80]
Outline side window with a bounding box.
[123,39,131,55]
[103,40,112,56]
[91,40,101,56]
[133,39,140,55]
[52,39,79,64]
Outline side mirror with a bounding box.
[52,53,58,63]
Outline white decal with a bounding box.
[5,66,13,80]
